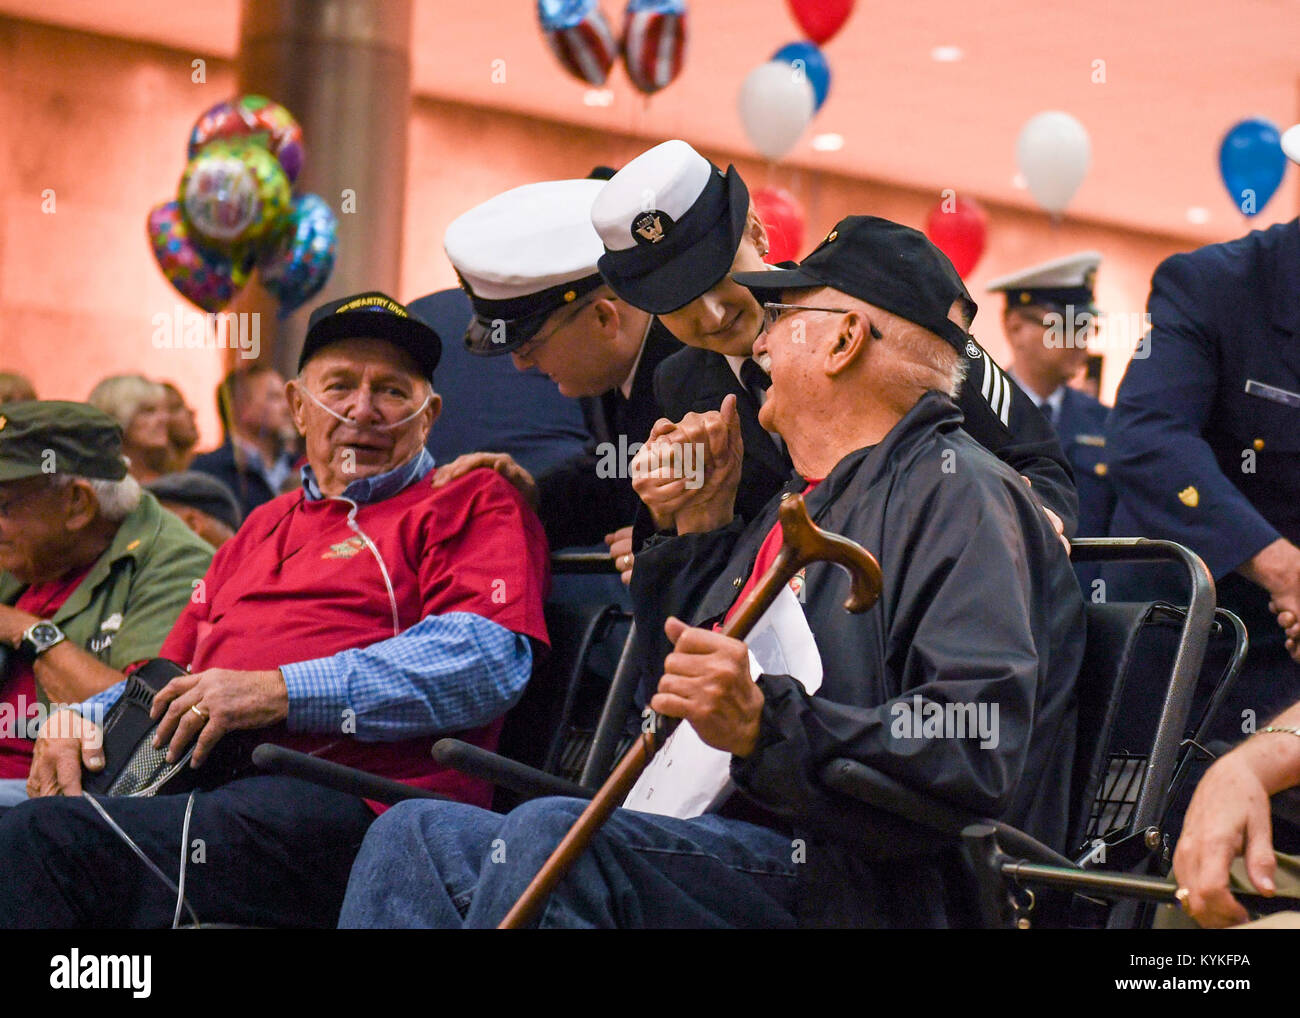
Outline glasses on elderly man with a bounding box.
[762,303,883,339]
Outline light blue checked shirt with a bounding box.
[77,449,534,740]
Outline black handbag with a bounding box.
[82,658,255,797]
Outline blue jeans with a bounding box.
[339,796,799,928]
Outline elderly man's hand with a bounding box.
[150,668,289,768]
[27,709,104,798]
[1172,751,1277,927]
[0,604,39,648]
[651,616,763,757]
[432,452,538,509]
[633,395,744,536]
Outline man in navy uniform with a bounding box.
[589,139,1079,547]
[989,252,1116,541]
[1106,209,1300,732]
[431,179,681,566]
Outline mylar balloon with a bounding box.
[1219,118,1287,216]
[179,139,292,253]
[188,95,305,184]
[257,194,338,313]
[771,41,830,111]
[622,0,688,95]
[924,194,988,278]
[147,201,248,312]
[738,61,815,161]
[752,187,806,263]
[1016,111,1091,216]
[538,0,619,86]
[785,0,854,45]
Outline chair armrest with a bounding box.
[432,739,593,801]
[550,552,618,575]
[252,744,448,806]
[820,757,1079,868]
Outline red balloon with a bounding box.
[752,187,806,263]
[924,195,988,278]
[785,0,855,45]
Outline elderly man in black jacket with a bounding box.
[338,216,1084,929]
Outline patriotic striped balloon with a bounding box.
[622,0,688,95]
[538,0,619,86]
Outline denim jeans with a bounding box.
[339,796,800,928]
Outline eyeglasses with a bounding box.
[514,296,596,360]
[762,302,882,339]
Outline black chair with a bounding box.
[818,538,1250,929]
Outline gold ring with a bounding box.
[189,704,209,720]
[1175,887,1190,910]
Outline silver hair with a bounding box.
[880,317,969,400]
[47,472,142,524]
[86,375,167,433]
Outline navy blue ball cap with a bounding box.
[301,291,442,380]
[733,216,972,353]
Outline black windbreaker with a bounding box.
[629,391,1085,926]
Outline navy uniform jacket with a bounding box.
[1055,387,1116,540]
[630,392,1084,927]
[652,334,1080,538]
[1106,219,1300,717]
[535,320,682,549]
[409,289,589,481]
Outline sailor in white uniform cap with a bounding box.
[988,251,1115,539]
[591,137,1080,542]
[433,177,681,567]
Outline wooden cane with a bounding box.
[498,493,883,928]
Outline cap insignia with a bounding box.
[564,290,577,302]
[632,210,673,245]
[1178,485,1199,508]
[337,295,408,318]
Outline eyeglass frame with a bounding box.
[513,292,602,360]
[762,302,883,339]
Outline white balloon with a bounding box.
[1282,123,1300,165]
[1016,111,1092,215]
[738,61,816,161]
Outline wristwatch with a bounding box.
[19,620,65,659]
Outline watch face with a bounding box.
[29,622,60,649]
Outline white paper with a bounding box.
[623,584,823,819]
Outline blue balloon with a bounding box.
[772,41,830,111]
[1219,118,1286,217]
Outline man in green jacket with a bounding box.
[0,401,213,804]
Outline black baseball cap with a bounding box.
[0,401,128,483]
[733,216,974,352]
[591,140,752,315]
[300,292,442,380]
[147,471,243,532]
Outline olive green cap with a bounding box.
[0,401,128,483]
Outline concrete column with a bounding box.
[235,0,412,379]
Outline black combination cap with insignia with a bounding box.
[0,401,128,483]
[591,139,751,315]
[986,252,1101,316]
[301,291,442,381]
[732,215,974,353]
[444,179,609,356]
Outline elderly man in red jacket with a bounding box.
[0,292,550,929]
